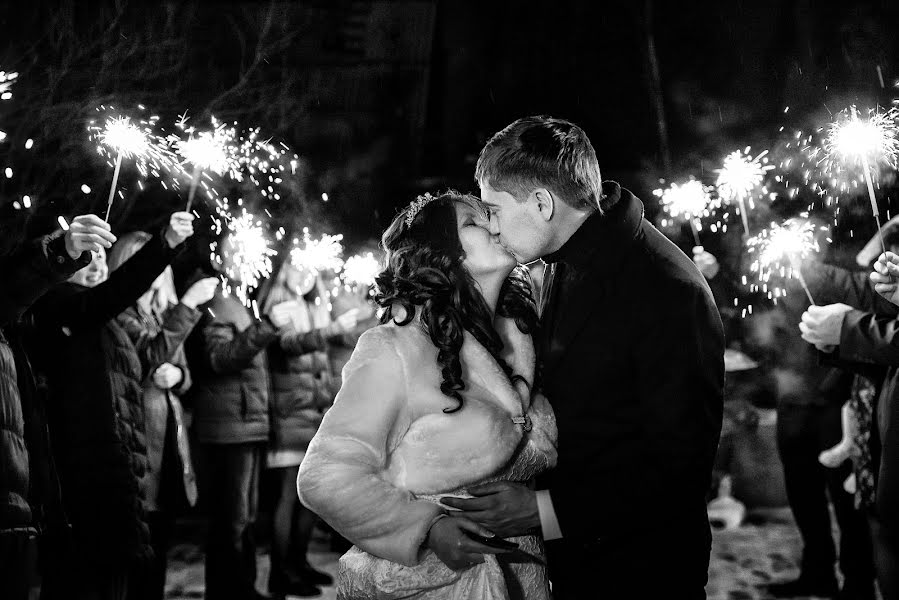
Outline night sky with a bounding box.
[0,0,896,255]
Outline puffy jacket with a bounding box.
[189,293,278,444]
[0,232,88,533]
[267,328,338,453]
[117,301,201,510]
[28,233,179,569]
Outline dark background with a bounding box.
[0,0,896,255]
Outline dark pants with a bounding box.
[0,529,38,600]
[776,403,875,591]
[127,511,173,600]
[545,528,711,599]
[203,443,262,600]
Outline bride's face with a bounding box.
[456,200,516,278]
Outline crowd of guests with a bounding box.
[0,210,375,600]
[693,217,899,599]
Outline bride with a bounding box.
[297,191,557,599]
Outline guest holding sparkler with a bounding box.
[0,216,111,600]
[186,226,303,600]
[797,241,899,600]
[259,261,360,598]
[105,232,219,600]
[28,210,195,600]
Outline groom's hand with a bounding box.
[440,481,540,538]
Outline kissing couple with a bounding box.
[298,116,725,599]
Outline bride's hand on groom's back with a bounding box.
[425,515,510,571]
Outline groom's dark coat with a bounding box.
[537,181,724,547]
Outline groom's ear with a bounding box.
[533,188,555,222]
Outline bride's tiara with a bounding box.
[404,192,436,228]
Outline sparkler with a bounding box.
[289,229,345,274]
[746,218,821,305]
[716,148,774,235]
[212,210,277,307]
[653,179,719,246]
[824,106,899,254]
[175,116,241,211]
[342,252,380,287]
[90,111,176,222]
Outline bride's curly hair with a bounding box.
[374,190,537,413]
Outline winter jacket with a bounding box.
[537,181,724,542]
[117,301,201,510]
[28,233,179,569]
[188,293,278,445]
[0,232,88,533]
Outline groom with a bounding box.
[442,116,724,598]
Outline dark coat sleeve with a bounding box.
[0,231,90,326]
[204,315,279,374]
[117,303,202,382]
[805,262,897,315]
[837,309,899,367]
[31,233,178,334]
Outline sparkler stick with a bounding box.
[104,153,123,222]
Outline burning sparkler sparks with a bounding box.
[175,115,242,210]
[290,229,345,274]
[746,218,823,305]
[342,252,380,287]
[212,210,277,307]
[89,109,177,221]
[716,148,774,235]
[653,178,719,245]
[824,105,899,253]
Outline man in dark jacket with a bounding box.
[187,257,299,600]
[443,116,724,598]
[0,215,115,600]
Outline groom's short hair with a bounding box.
[476,116,605,213]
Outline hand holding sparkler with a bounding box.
[870,252,899,306]
[164,211,196,248]
[267,301,297,330]
[799,303,853,352]
[182,277,219,309]
[692,246,720,280]
[64,215,118,258]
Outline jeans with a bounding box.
[203,443,262,600]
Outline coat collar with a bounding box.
[541,180,644,274]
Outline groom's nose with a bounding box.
[488,214,500,235]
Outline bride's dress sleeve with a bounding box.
[297,327,443,567]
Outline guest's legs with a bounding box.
[818,402,876,597]
[204,443,261,600]
[269,465,300,590]
[776,403,838,584]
